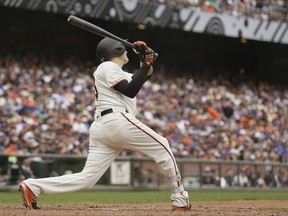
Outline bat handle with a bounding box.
[122,40,135,49]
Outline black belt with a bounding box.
[100,108,113,117]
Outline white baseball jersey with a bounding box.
[93,61,137,116]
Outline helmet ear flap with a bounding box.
[96,47,102,61]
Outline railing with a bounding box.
[0,154,287,191]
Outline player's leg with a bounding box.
[20,120,122,209]
[115,113,191,210]
[23,143,121,196]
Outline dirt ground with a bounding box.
[1,201,287,216]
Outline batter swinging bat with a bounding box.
[67,15,135,49]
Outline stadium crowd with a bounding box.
[0,53,287,187]
[0,54,287,163]
[154,0,288,21]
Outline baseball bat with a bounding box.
[67,15,135,49]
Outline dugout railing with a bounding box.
[0,154,287,191]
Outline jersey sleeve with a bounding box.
[103,62,128,88]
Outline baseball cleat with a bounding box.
[172,202,192,211]
[171,191,191,211]
[19,182,40,210]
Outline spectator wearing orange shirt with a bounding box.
[3,142,19,154]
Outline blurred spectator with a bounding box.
[220,168,235,188]
[202,166,218,185]
[3,142,19,154]
[233,169,250,187]
[272,168,285,187]
[19,157,35,181]
[256,172,268,188]
[0,167,5,186]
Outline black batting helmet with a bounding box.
[96,38,126,62]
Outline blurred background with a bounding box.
[0,0,287,190]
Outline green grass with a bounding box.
[1,190,288,205]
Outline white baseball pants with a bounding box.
[24,111,183,196]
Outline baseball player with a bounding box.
[19,38,191,211]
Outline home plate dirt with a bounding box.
[1,201,287,216]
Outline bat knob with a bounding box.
[67,15,74,22]
[154,52,158,59]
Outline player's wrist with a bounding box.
[140,64,152,76]
[146,66,153,77]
